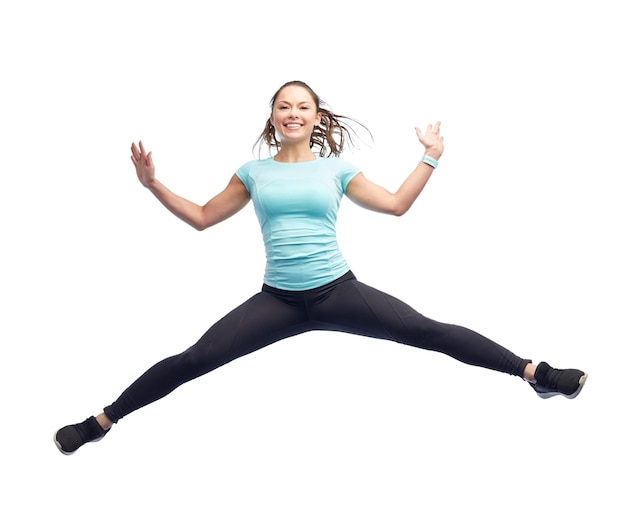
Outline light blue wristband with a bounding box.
[421,155,438,168]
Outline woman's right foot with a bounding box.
[54,416,108,455]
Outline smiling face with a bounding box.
[270,85,322,145]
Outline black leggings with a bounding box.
[104,271,530,423]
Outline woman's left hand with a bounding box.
[416,122,444,160]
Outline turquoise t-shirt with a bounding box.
[236,156,361,290]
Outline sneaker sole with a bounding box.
[53,428,107,455]
[53,430,75,456]
[535,372,588,399]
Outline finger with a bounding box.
[147,151,153,167]
[433,121,441,132]
[131,142,143,163]
[139,141,146,156]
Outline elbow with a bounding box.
[194,222,212,231]
[388,194,412,217]
[391,202,410,217]
[193,212,219,231]
[191,219,210,231]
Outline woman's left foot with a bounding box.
[530,361,588,399]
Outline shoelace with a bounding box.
[538,366,561,390]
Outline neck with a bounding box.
[273,143,316,163]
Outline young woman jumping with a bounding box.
[54,80,587,455]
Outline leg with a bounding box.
[103,290,310,423]
[55,290,310,454]
[310,277,530,377]
[311,276,586,396]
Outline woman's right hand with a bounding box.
[130,141,155,187]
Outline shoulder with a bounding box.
[318,156,359,172]
[236,157,272,172]
[235,158,273,183]
[318,156,361,190]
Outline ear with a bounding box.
[315,111,322,125]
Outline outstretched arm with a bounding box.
[131,141,250,231]
[345,122,444,216]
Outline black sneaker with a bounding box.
[54,416,109,455]
[530,361,588,399]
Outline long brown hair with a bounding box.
[254,80,372,157]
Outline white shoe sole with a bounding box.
[534,372,588,399]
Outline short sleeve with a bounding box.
[337,159,361,192]
[235,161,253,192]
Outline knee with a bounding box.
[408,317,453,350]
[175,344,220,379]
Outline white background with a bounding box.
[2,1,624,516]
